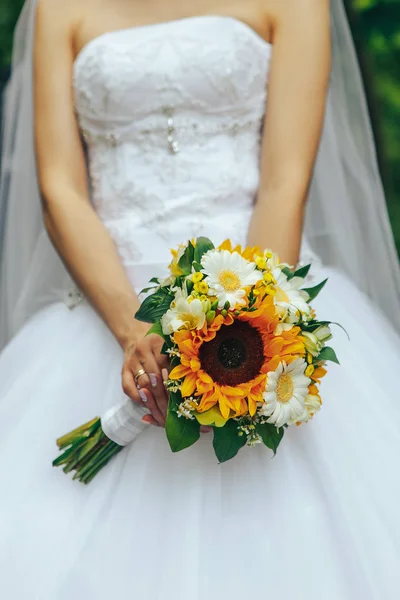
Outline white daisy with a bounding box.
[201,249,262,309]
[161,289,206,334]
[260,359,311,428]
[272,268,311,321]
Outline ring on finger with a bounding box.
[134,368,147,384]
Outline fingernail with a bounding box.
[149,373,157,388]
[139,390,148,403]
[162,368,169,382]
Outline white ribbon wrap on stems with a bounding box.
[101,397,150,447]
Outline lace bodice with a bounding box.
[73,16,316,290]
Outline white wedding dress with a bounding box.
[1,16,400,600]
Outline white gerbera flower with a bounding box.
[260,359,310,428]
[161,289,206,334]
[201,249,262,309]
[272,268,311,321]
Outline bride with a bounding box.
[1,0,400,597]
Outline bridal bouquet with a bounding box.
[54,238,339,483]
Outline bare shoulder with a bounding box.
[35,0,84,47]
[266,0,330,34]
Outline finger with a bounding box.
[149,336,170,371]
[140,356,169,422]
[128,357,165,426]
[142,414,159,427]
[200,426,212,434]
[121,368,159,423]
[122,369,141,403]
[138,387,165,426]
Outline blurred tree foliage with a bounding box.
[0,0,399,252]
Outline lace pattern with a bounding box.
[72,16,317,288]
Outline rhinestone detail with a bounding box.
[164,106,180,155]
[80,116,258,150]
[64,288,84,310]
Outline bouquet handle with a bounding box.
[53,397,149,484]
[101,397,149,446]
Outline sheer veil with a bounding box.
[1,0,400,349]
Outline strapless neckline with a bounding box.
[72,10,275,284]
[74,14,272,70]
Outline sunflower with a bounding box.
[169,297,306,424]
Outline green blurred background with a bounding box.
[1,0,399,254]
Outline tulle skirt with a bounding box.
[0,267,400,600]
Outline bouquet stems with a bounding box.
[53,418,123,484]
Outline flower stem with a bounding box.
[53,419,123,484]
[79,443,122,484]
[56,417,100,449]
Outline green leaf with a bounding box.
[212,419,247,463]
[191,261,203,272]
[146,321,166,340]
[139,277,161,294]
[293,264,311,279]
[281,267,294,279]
[139,286,158,295]
[166,394,200,452]
[178,241,195,275]
[303,278,328,302]
[161,335,174,355]
[135,288,174,324]
[317,346,340,365]
[186,279,194,295]
[255,423,284,456]
[193,237,214,264]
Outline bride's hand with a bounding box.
[121,325,170,427]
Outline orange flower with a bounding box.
[217,239,263,263]
[311,366,327,384]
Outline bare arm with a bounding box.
[34,0,167,424]
[247,0,331,265]
[35,0,144,348]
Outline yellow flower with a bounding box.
[255,256,267,270]
[263,272,275,284]
[265,284,276,296]
[197,281,209,294]
[192,272,204,283]
[305,364,315,377]
[168,247,184,277]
